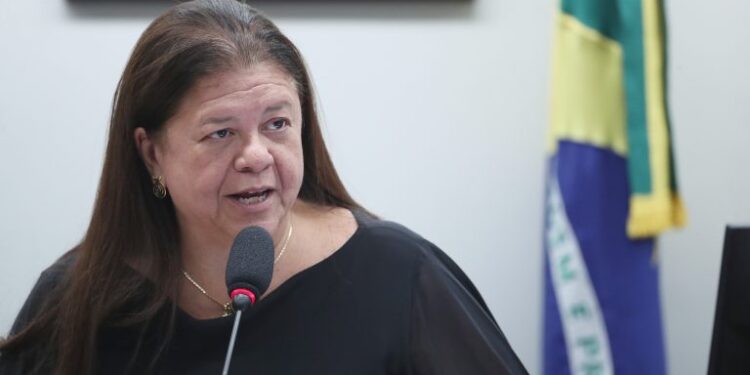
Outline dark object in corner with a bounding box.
[708,226,750,374]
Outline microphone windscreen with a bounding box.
[225,226,275,298]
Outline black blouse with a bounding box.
[2,217,528,375]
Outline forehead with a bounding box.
[176,63,300,117]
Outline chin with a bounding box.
[232,219,280,237]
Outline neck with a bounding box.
[179,238,232,319]
[176,209,297,318]
[180,231,232,292]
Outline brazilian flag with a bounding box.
[543,0,686,374]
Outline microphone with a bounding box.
[222,226,275,375]
[225,226,275,310]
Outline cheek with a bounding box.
[276,139,305,194]
[163,149,229,201]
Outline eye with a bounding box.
[266,118,290,131]
[209,128,232,139]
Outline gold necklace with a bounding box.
[182,270,235,316]
[182,219,294,316]
[274,218,294,264]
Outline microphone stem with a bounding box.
[222,309,243,375]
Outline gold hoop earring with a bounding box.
[152,176,167,199]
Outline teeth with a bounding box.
[237,191,268,205]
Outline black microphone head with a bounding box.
[225,226,274,305]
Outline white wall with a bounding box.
[0,1,747,374]
[660,1,750,374]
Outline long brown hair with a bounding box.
[0,1,360,373]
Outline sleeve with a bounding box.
[8,276,53,336]
[0,254,73,375]
[7,256,71,336]
[0,355,21,375]
[408,246,528,375]
[0,271,52,375]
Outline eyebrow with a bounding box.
[200,116,236,126]
[199,101,294,126]
[262,102,293,115]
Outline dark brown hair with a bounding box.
[0,1,360,374]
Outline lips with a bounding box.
[229,189,272,205]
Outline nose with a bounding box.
[234,136,273,173]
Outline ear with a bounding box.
[134,127,163,177]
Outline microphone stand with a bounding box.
[221,294,253,375]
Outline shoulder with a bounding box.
[39,250,76,283]
[9,250,77,335]
[352,214,432,262]
[34,250,76,292]
[351,213,496,321]
[353,212,454,269]
[350,214,464,287]
[358,217,426,246]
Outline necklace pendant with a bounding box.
[223,302,234,317]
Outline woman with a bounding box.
[0,0,527,374]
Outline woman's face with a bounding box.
[138,63,304,247]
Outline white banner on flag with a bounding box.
[546,174,614,375]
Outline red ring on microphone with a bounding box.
[230,288,256,305]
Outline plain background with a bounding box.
[1,0,748,374]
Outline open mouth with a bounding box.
[230,189,271,205]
